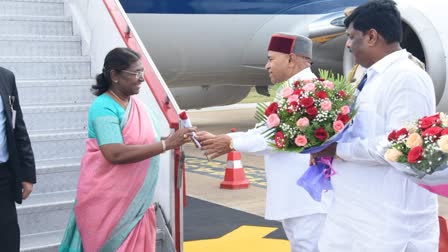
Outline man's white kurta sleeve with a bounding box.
[227,125,274,155]
[337,73,435,163]
[336,137,386,163]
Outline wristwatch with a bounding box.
[229,138,235,151]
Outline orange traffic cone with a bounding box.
[220,149,250,189]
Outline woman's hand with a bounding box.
[165,127,196,150]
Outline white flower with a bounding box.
[403,121,418,134]
[406,133,423,148]
[384,148,403,162]
[437,135,448,153]
[441,112,448,127]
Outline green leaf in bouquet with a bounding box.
[393,142,409,153]
[318,69,330,80]
[276,80,290,92]
[398,149,448,177]
[254,115,265,124]
[254,111,266,121]
[267,80,290,101]
[432,153,448,173]
[317,69,357,108]
[268,142,305,153]
[397,154,408,164]
[415,150,448,175]
[257,125,276,142]
[255,102,268,123]
[323,124,335,137]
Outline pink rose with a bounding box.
[281,87,294,98]
[320,100,332,111]
[296,117,310,130]
[322,80,334,89]
[267,114,280,128]
[303,83,316,92]
[340,105,350,115]
[295,135,308,147]
[302,79,313,84]
[287,94,299,103]
[333,120,344,133]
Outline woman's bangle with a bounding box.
[161,140,166,152]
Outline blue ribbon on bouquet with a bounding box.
[295,124,349,202]
[297,157,336,202]
[295,112,354,202]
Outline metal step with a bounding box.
[0,15,72,36]
[30,130,87,161]
[17,79,95,106]
[0,56,91,80]
[23,104,89,132]
[0,0,64,17]
[0,35,81,57]
[17,190,76,236]
[33,158,80,194]
[0,0,97,250]
[21,230,62,252]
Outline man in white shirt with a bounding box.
[196,33,330,252]
[315,0,439,251]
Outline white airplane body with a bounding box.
[119,0,448,110]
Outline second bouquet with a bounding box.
[383,112,448,197]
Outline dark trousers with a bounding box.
[0,166,19,252]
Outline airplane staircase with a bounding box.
[0,0,179,251]
[0,0,91,251]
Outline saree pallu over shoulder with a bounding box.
[60,97,159,252]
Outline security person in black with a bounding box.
[0,67,36,252]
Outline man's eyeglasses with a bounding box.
[121,69,144,80]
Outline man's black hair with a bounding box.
[344,0,402,44]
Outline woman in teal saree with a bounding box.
[59,48,194,252]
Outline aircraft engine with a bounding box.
[171,85,251,110]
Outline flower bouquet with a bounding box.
[255,69,356,201]
[383,112,448,197]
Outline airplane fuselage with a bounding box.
[120,0,448,110]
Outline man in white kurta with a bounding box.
[197,33,330,252]
[316,1,439,251]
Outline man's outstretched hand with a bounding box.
[196,131,233,159]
